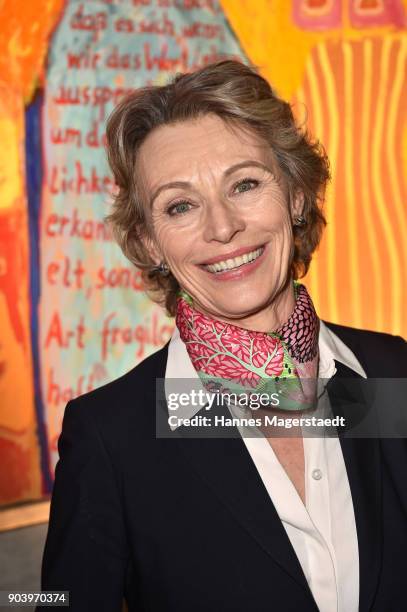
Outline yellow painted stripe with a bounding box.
[372,38,402,333]
[386,37,407,272]
[318,43,339,322]
[360,39,383,330]
[303,57,323,305]
[343,41,362,326]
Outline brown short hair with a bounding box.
[105,59,330,316]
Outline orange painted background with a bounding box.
[0,0,64,505]
[0,0,406,506]
[222,0,407,334]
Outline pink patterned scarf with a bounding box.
[175,282,320,411]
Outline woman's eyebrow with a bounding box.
[150,181,191,208]
[150,160,273,207]
[223,160,273,177]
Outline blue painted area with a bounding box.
[25,91,53,494]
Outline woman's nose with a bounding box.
[202,199,246,243]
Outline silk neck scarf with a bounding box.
[175,281,320,411]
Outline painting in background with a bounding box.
[40,0,245,476]
[222,0,407,333]
[0,0,406,506]
[0,0,64,505]
[0,0,246,505]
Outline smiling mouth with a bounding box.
[202,246,265,274]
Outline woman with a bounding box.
[39,60,407,612]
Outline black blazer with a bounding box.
[39,322,407,611]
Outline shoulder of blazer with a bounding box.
[65,342,170,438]
[322,320,407,377]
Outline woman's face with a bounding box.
[136,114,303,328]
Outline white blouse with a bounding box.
[165,321,365,612]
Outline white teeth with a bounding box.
[204,247,264,273]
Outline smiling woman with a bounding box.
[105,60,329,322]
[136,114,309,328]
[39,60,407,612]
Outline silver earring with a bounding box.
[294,216,306,227]
[152,261,170,276]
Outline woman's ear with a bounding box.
[291,190,305,220]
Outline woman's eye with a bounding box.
[234,179,259,194]
[167,201,191,216]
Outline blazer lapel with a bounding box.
[328,360,382,612]
[174,432,317,605]
[167,396,314,598]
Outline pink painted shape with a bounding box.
[349,0,406,28]
[292,0,342,31]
